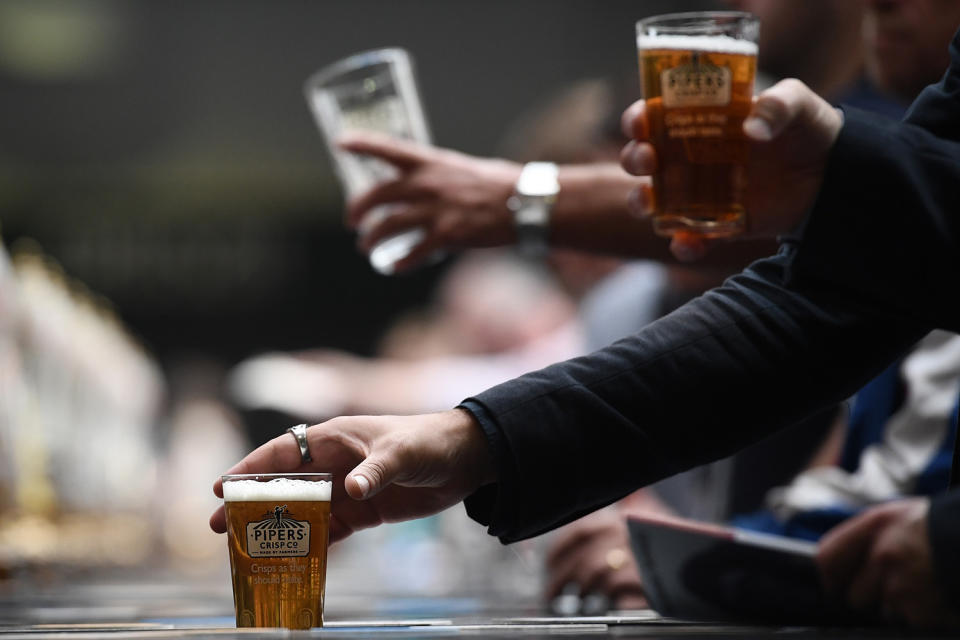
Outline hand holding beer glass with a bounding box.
[222,473,332,629]
[304,48,435,275]
[637,12,759,238]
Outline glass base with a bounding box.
[652,211,746,239]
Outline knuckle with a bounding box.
[757,94,790,122]
[361,457,389,487]
[872,542,900,566]
[778,77,808,93]
[434,215,460,239]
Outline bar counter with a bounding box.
[0,567,953,639]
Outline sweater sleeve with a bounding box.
[789,30,960,326]
[462,247,927,543]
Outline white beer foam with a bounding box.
[637,34,758,56]
[224,477,332,502]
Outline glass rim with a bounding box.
[637,10,758,31]
[222,473,333,482]
[303,47,410,93]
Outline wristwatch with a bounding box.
[507,162,559,257]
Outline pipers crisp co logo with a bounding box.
[245,505,311,558]
[661,54,731,109]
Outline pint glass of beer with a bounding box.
[222,473,332,629]
[637,12,759,237]
[304,48,435,275]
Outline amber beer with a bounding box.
[637,12,759,237]
[222,474,332,629]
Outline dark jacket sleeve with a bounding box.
[462,247,927,543]
[789,32,960,325]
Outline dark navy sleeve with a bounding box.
[462,247,926,543]
[789,31,960,327]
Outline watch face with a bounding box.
[523,185,557,197]
[517,163,559,197]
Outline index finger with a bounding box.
[209,505,227,533]
[211,431,306,500]
[620,99,649,141]
[338,132,432,170]
[210,432,309,534]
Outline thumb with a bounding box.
[346,451,401,500]
[743,78,818,142]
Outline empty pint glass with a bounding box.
[637,12,759,237]
[305,48,433,275]
[222,473,332,629]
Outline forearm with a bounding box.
[549,163,651,255]
[462,247,928,542]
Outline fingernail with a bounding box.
[353,474,370,497]
[743,117,773,141]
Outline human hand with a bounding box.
[818,498,960,628]
[545,508,647,610]
[620,79,843,262]
[339,133,522,272]
[209,409,496,543]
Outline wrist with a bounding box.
[508,162,559,257]
[447,407,497,487]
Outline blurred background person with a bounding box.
[229,248,583,419]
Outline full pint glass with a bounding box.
[637,12,759,237]
[222,473,332,629]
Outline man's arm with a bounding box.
[462,247,928,542]
[339,137,777,271]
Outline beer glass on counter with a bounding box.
[637,12,759,237]
[222,473,332,629]
[304,48,434,275]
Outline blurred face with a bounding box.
[724,0,864,78]
[724,0,821,74]
[864,0,960,100]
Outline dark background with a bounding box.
[0,0,717,367]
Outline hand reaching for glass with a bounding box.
[209,410,495,543]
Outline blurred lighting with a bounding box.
[0,1,127,80]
